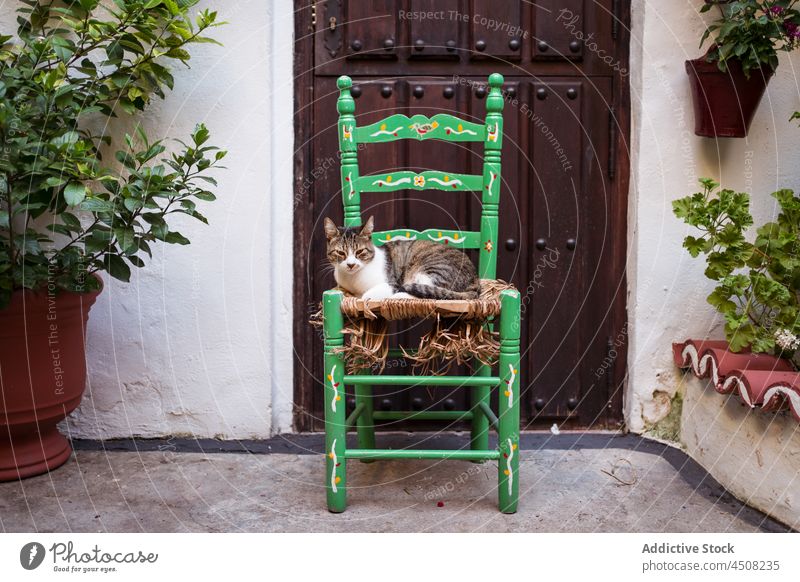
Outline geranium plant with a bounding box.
[0,0,226,308]
[701,0,800,76]
[673,178,800,364]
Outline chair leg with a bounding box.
[354,371,375,462]
[470,362,492,459]
[497,290,521,514]
[323,290,347,513]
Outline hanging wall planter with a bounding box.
[688,1,800,138]
[685,56,773,138]
[0,283,101,481]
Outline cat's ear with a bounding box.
[323,217,338,240]
[360,215,374,238]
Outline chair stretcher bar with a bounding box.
[344,449,500,461]
[372,410,473,421]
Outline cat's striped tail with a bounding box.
[402,283,480,300]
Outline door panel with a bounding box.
[532,0,585,61]
[408,0,462,59]
[344,0,398,60]
[296,0,629,430]
[468,0,523,60]
[577,77,619,425]
[526,79,585,424]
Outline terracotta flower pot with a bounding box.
[0,280,101,481]
[685,56,774,138]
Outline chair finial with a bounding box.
[337,76,355,115]
[488,73,504,89]
[486,73,504,114]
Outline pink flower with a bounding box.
[770,5,785,15]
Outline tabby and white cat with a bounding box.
[324,216,481,300]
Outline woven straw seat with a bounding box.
[339,279,515,321]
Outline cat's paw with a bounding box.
[389,291,414,299]
[361,284,394,301]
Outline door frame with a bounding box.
[291,1,631,431]
[293,2,317,431]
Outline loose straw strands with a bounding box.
[310,279,515,374]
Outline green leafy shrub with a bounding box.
[700,0,800,76]
[673,178,800,363]
[0,0,226,308]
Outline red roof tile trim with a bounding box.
[673,339,799,421]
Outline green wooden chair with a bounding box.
[322,73,521,513]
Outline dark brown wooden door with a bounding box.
[294,1,630,431]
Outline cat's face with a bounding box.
[324,216,375,275]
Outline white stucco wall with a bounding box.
[0,0,295,438]
[627,0,800,432]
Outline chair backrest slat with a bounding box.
[336,74,504,279]
[357,171,482,194]
[373,229,482,249]
[355,113,486,144]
